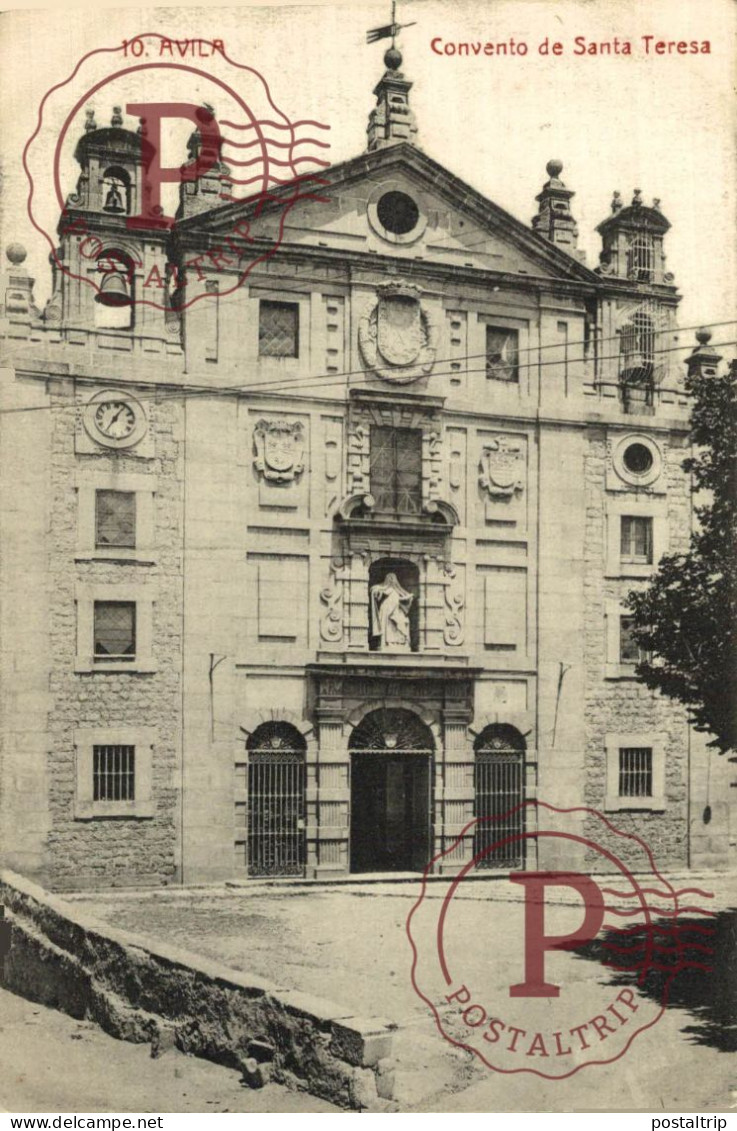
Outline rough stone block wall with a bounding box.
[45,382,183,889]
[0,871,396,1110]
[583,430,692,870]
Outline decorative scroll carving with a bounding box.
[358,280,439,384]
[346,422,370,496]
[253,419,305,483]
[479,438,525,499]
[442,564,465,646]
[425,430,443,502]
[320,559,348,644]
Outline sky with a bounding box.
[1,0,735,346]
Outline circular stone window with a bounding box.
[613,434,662,488]
[376,190,419,236]
[623,442,654,476]
[367,183,427,245]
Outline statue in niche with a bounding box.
[370,572,413,652]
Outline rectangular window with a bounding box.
[620,516,653,564]
[93,601,136,660]
[93,744,135,801]
[486,326,519,382]
[619,616,650,664]
[95,490,136,549]
[618,747,653,798]
[259,300,299,358]
[370,426,423,515]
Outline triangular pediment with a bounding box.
[178,144,597,285]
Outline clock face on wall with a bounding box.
[83,390,147,449]
[94,400,137,439]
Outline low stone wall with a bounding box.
[0,870,396,1110]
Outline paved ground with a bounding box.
[64,871,736,1112]
[0,986,340,1114]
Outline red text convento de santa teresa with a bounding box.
[429,36,712,58]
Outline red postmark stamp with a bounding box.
[407,802,715,1079]
[23,33,331,313]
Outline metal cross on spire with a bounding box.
[366,0,416,47]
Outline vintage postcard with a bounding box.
[0,0,735,1120]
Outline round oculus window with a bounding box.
[376,190,420,236]
[623,442,654,476]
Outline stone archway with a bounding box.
[349,707,434,873]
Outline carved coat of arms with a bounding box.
[479,438,525,498]
[254,419,305,483]
[359,280,439,384]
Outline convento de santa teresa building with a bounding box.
[0,36,734,890]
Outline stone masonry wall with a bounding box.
[0,870,396,1110]
[45,380,183,889]
[583,428,692,870]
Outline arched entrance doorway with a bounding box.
[349,708,433,873]
[473,724,526,869]
[246,721,306,877]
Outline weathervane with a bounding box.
[366,0,416,47]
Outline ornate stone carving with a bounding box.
[424,430,443,502]
[479,438,525,499]
[358,280,439,384]
[370,571,413,653]
[320,559,347,644]
[442,564,465,647]
[346,422,370,496]
[253,419,305,483]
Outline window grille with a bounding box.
[485,326,519,382]
[246,722,306,877]
[618,747,653,798]
[369,426,422,515]
[628,235,655,282]
[473,725,526,869]
[93,744,135,801]
[258,300,299,357]
[95,490,136,549]
[93,601,136,659]
[620,516,653,564]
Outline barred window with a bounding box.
[621,516,653,564]
[259,300,299,357]
[369,426,423,515]
[486,326,519,382]
[627,235,655,282]
[93,744,135,801]
[95,490,136,549]
[93,601,136,660]
[618,747,653,798]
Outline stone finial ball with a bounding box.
[6,243,27,265]
[696,328,712,346]
[546,159,564,178]
[384,46,402,71]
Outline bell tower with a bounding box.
[51,106,175,339]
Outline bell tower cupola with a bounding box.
[595,188,673,285]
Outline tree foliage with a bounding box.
[625,357,737,754]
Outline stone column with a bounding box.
[435,709,475,874]
[313,708,351,876]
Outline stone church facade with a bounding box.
[1,50,733,889]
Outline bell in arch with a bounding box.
[103,181,126,213]
[96,269,131,307]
